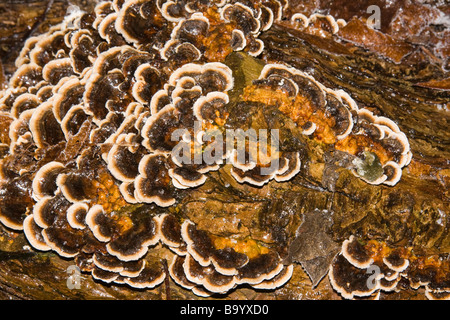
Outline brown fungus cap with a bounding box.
[85,204,114,242]
[29,102,65,149]
[158,213,183,248]
[9,63,43,89]
[107,133,145,182]
[123,262,166,289]
[105,214,160,261]
[93,251,143,274]
[60,105,90,139]
[53,77,85,122]
[57,171,95,203]
[183,253,237,293]
[42,224,84,258]
[42,58,74,85]
[115,0,168,44]
[31,162,65,200]
[132,64,164,104]
[23,215,51,251]
[235,251,285,285]
[66,202,89,230]
[141,105,181,153]
[10,93,40,119]
[180,219,289,293]
[341,235,374,269]
[383,249,410,273]
[92,267,120,283]
[251,264,294,290]
[181,220,252,274]
[0,174,33,230]
[169,255,196,290]
[134,153,176,206]
[169,167,206,188]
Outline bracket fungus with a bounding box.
[2,0,445,301]
[329,236,450,300]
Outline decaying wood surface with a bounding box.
[0,0,448,300]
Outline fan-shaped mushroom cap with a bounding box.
[23,214,51,251]
[53,77,85,122]
[230,165,276,187]
[382,161,402,186]
[131,64,163,104]
[9,63,43,89]
[169,255,196,289]
[251,264,294,289]
[105,214,160,262]
[29,101,65,149]
[169,167,206,188]
[66,202,89,230]
[168,62,234,93]
[115,0,167,44]
[183,253,237,293]
[85,204,113,242]
[141,105,182,153]
[56,171,94,203]
[230,29,247,51]
[221,3,260,34]
[192,92,229,123]
[42,226,83,258]
[11,93,40,118]
[274,152,301,182]
[329,253,380,299]
[0,175,33,230]
[123,262,166,289]
[107,134,144,182]
[134,153,176,207]
[92,267,119,283]
[382,249,410,273]
[42,58,74,85]
[341,235,374,269]
[158,213,183,248]
[235,251,284,285]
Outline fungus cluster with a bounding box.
[290,13,347,37]
[329,236,450,300]
[0,0,417,298]
[171,219,293,295]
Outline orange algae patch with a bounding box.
[203,8,234,62]
[93,169,127,213]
